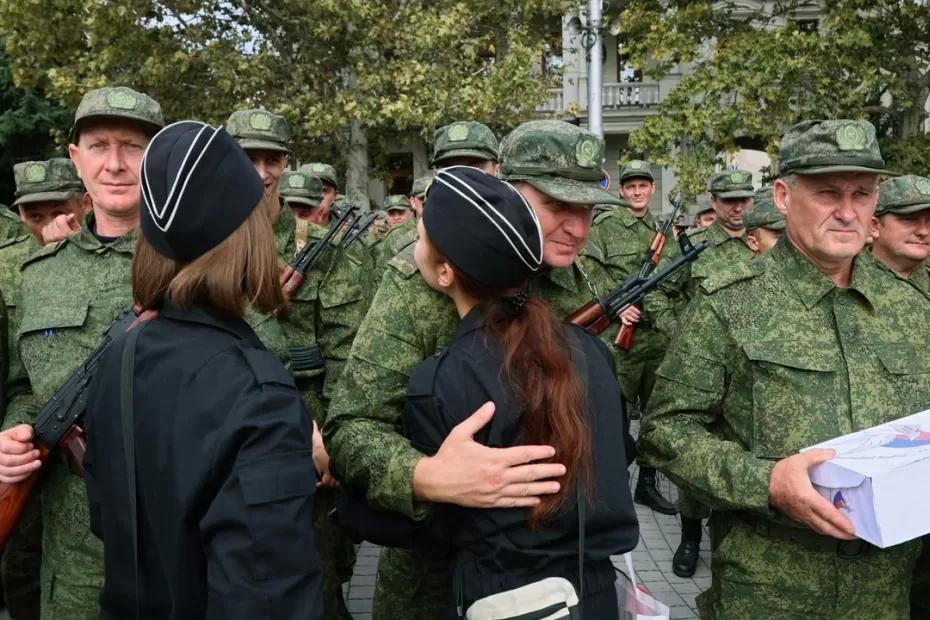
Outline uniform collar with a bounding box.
[772,238,880,311]
[704,221,748,247]
[70,212,138,253]
[158,301,261,343]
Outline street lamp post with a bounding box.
[587,0,603,137]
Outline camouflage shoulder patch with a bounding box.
[22,238,69,269]
[700,259,764,295]
[387,240,419,279]
[0,233,32,251]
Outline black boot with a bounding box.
[672,517,702,577]
[633,466,677,515]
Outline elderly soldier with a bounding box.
[226,109,363,620]
[282,169,325,226]
[324,119,628,619]
[640,119,930,619]
[745,186,786,257]
[869,175,930,293]
[587,159,676,515]
[408,174,433,217]
[432,120,499,174]
[298,162,339,226]
[0,86,163,619]
[11,159,88,244]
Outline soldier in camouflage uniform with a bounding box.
[10,159,87,245]
[587,159,677,516]
[0,160,83,620]
[0,205,25,242]
[432,120,499,175]
[869,175,930,295]
[226,111,362,620]
[382,194,412,230]
[640,119,928,619]
[282,169,325,228]
[408,174,433,217]
[298,162,339,226]
[324,119,628,619]
[0,86,163,620]
[744,186,785,257]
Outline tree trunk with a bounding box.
[345,119,371,211]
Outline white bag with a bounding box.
[615,554,671,620]
[464,577,581,620]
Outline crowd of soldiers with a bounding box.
[0,82,927,620]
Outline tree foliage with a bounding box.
[0,43,71,205]
[613,0,930,196]
[0,0,571,194]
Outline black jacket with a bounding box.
[84,303,322,620]
[403,309,639,612]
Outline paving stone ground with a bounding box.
[344,422,711,619]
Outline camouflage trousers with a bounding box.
[373,546,451,619]
[698,514,920,619]
[677,491,711,521]
[39,463,103,620]
[2,494,42,620]
[616,326,665,415]
[313,488,357,620]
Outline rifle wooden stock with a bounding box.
[615,323,634,349]
[565,299,613,336]
[279,267,305,299]
[0,444,49,551]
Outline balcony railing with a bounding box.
[536,81,662,114]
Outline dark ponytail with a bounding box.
[455,268,594,528]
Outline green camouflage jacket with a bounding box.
[640,239,930,523]
[0,209,25,243]
[324,241,617,518]
[0,232,40,426]
[374,216,417,274]
[5,214,136,607]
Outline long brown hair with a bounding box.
[133,204,284,316]
[454,267,594,528]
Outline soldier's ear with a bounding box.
[68,144,83,180]
[772,179,789,216]
[868,216,880,243]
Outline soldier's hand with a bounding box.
[311,421,338,489]
[769,449,856,540]
[40,213,81,244]
[619,305,642,327]
[413,401,566,508]
[0,425,42,484]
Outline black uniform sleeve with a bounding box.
[197,347,322,620]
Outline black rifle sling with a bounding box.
[120,323,145,620]
[565,329,588,615]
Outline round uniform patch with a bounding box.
[106,90,138,110]
[575,138,599,168]
[837,123,868,151]
[25,164,47,183]
[289,175,306,189]
[311,163,326,172]
[915,179,930,196]
[629,160,643,169]
[249,113,272,131]
[729,171,747,184]
[447,124,470,142]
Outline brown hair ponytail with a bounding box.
[455,269,594,528]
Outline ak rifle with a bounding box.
[615,195,688,350]
[0,308,139,551]
[566,233,708,342]
[341,212,377,250]
[280,206,357,297]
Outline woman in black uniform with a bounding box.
[404,166,639,618]
[84,121,322,620]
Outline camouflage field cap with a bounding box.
[279,171,323,207]
[778,119,893,177]
[12,158,84,207]
[410,174,434,198]
[72,86,164,140]
[709,169,754,198]
[225,109,290,153]
[432,121,499,165]
[500,120,621,206]
[875,175,930,217]
[383,194,411,212]
[743,186,785,231]
[299,163,338,188]
[619,159,654,183]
